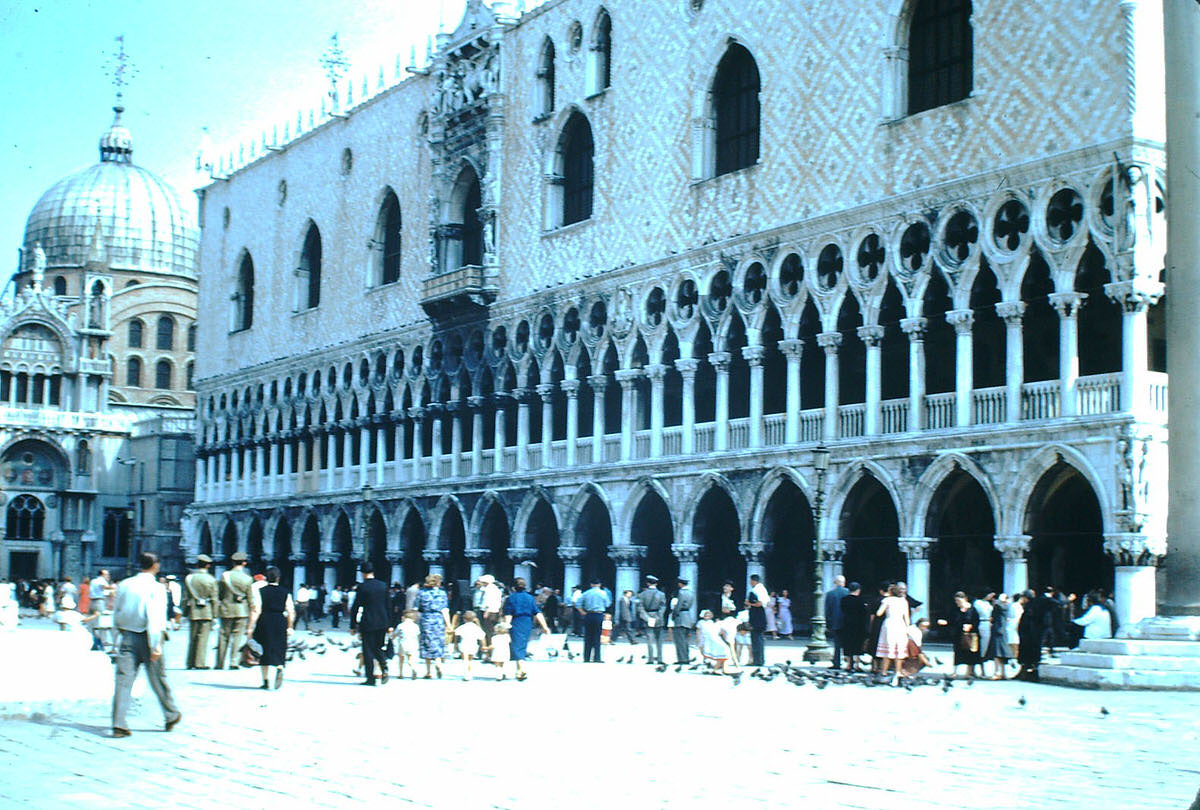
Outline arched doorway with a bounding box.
[221,520,238,564]
[479,499,513,584]
[400,508,427,586]
[630,489,676,592]
[761,478,815,631]
[368,508,388,582]
[927,469,1001,621]
[300,514,320,589]
[840,474,905,595]
[333,512,354,586]
[246,517,265,574]
[693,485,743,613]
[273,518,293,589]
[574,494,614,591]
[438,504,468,588]
[524,498,562,589]
[1025,460,1112,596]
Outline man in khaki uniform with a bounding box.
[215,552,254,669]
[183,554,219,669]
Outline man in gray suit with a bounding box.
[824,575,849,669]
[613,589,637,645]
[670,577,695,664]
[636,575,668,664]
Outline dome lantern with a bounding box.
[98,105,133,163]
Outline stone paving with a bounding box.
[1,620,1199,809]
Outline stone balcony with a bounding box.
[420,264,498,319]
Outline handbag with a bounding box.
[962,631,979,653]
[240,638,263,667]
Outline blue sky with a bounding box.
[0,0,482,274]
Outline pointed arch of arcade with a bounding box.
[561,482,615,547]
[331,507,355,586]
[834,464,906,594]
[472,490,513,584]
[432,494,469,586]
[513,486,561,588]
[397,500,429,586]
[246,515,265,574]
[468,490,509,550]
[750,466,817,626]
[366,503,389,579]
[685,472,745,611]
[197,520,214,558]
[220,516,239,562]
[1003,444,1110,536]
[564,481,615,589]
[917,456,1002,620]
[268,509,294,589]
[623,477,677,589]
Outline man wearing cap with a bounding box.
[670,577,696,664]
[183,555,218,669]
[637,575,668,665]
[215,552,254,669]
[575,579,611,662]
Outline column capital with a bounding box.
[384,552,404,564]
[318,551,341,563]
[463,547,490,561]
[491,391,514,407]
[467,395,486,409]
[390,409,407,421]
[608,544,647,567]
[897,536,933,560]
[993,534,1031,560]
[820,539,846,561]
[507,546,535,563]
[670,543,702,563]
[1104,279,1164,312]
[1048,291,1087,318]
[560,378,581,397]
[856,325,885,346]
[586,374,608,391]
[421,549,449,563]
[644,363,669,381]
[945,309,974,333]
[899,317,927,339]
[557,545,586,563]
[511,387,531,402]
[816,331,842,353]
[741,345,765,365]
[673,358,699,377]
[777,338,804,359]
[1103,532,1166,566]
[407,406,425,421]
[707,351,732,371]
[535,383,556,401]
[995,300,1026,324]
[288,552,307,563]
[738,541,767,563]
[614,368,642,387]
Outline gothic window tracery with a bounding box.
[537,38,556,116]
[375,191,403,285]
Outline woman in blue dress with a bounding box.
[417,573,451,679]
[502,577,552,681]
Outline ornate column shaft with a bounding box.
[1049,292,1087,416]
[901,318,927,432]
[447,402,462,478]
[817,332,841,441]
[742,346,765,448]
[468,396,485,476]
[493,394,508,473]
[375,418,387,484]
[562,379,580,465]
[588,374,608,463]
[1106,281,1163,413]
[536,383,556,468]
[608,544,646,596]
[426,404,444,478]
[409,407,425,481]
[513,388,531,470]
[996,301,1025,423]
[325,430,337,490]
[779,339,803,443]
[558,545,585,594]
[858,326,885,436]
[946,309,974,427]
[614,369,640,461]
[674,359,698,454]
[708,351,731,452]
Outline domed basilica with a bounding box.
[0,106,198,582]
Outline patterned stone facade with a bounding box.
[188,0,1170,628]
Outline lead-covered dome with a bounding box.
[22,107,198,278]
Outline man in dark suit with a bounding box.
[614,589,637,645]
[745,592,768,667]
[349,562,392,686]
[823,575,849,669]
[839,582,868,671]
[671,578,696,664]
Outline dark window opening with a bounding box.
[562,114,594,225]
[713,44,760,176]
[908,0,973,115]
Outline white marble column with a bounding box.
[427,405,443,478]
[321,552,339,594]
[375,419,387,484]
[392,410,407,482]
[493,394,508,473]
[646,364,667,458]
[259,441,270,497]
[588,374,608,463]
[994,534,1031,597]
[901,318,927,432]
[195,457,206,502]
[282,435,294,493]
[858,326,884,436]
[675,359,697,454]
[559,546,584,593]
[899,537,933,622]
[672,544,702,625]
[947,309,974,427]
[230,447,241,499]
[709,351,731,451]
[1105,533,1166,629]
[778,339,803,444]
[996,301,1025,423]
[216,451,227,501]
[448,402,462,478]
[514,388,531,471]
[615,369,639,461]
[325,431,337,490]
[468,396,485,476]
[739,542,765,591]
[536,383,555,468]
[1105,282,1161,413]
[817,332,841,441]
[1049,292,1086,416]
[206,454,216,501]
[341,423,354,482]
[562,379,580,465]
[409,407,425,481]
[741,346,765,448]
[359,422,370,486]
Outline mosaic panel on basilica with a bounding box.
[187,0,1169,634]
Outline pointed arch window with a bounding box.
[76,440,92,475]
[461,175,483,268]
[537,38,556,116]
[299,223,322,310]
[375,191,403,285]
[128,319,143,348]
[713,44,761,176]
[908,0,973,115]
[156,316,175,350]
[126,357,142,387]
[561,113,594,226]
[590,10,613,93]
[233,253,254,331]
[156,359,172,390]
[5,494,45,540]
[187,323,197,352]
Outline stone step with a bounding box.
[1040,664,1200,691]
[1079,638,1200,657]
[1058,651,1200,671]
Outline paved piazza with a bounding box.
[1,623,1198,808]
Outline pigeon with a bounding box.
[942,681,952,694]
[626,657,633,665]
[1018,696,1027,708]
[816,679,828,690]
[566,651,577,661]
[616,656,626,663]
[655,663,668,673]
[731,672,743,686]
[674,664,683,673]
[1099,706,1110,717]
[688,663,702,671]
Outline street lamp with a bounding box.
[803,444,832,663]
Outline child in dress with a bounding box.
[395,610,421,680]
[696,610,740,681]
[490,622,512,680]
[453,610,487,680]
